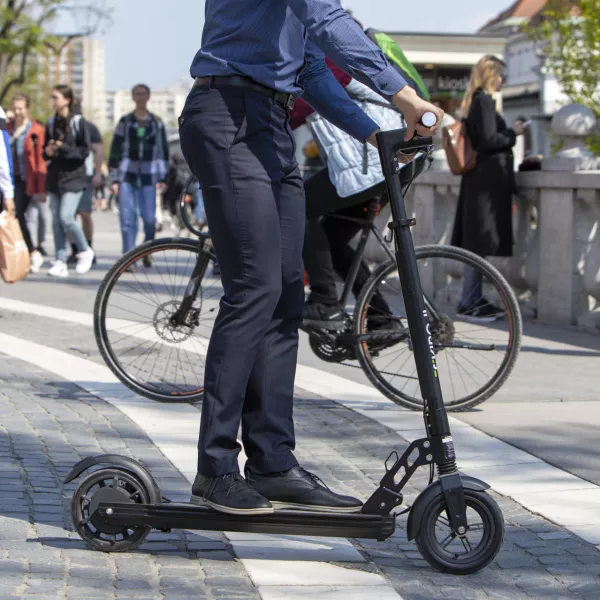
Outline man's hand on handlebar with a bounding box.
[365,129,421,165]
[392,86,444,141]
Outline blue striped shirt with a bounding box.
[191,0,408,142]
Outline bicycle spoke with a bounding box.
[117,280,162,310]
[161,249,178,300]
[113,289,161,311]
[130,266,163,306]
[444,349,457,401]
[446,348,469,398]
[449,347,483,389]
[109,325,156,347]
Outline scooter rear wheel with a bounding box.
[415,488,504,574]
[71,468,152,552]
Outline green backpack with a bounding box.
[366,29,431,101]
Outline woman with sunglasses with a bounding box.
[44,85,95,277]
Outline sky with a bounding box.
[61,0,514,90]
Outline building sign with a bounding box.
[417,67,471,97]
[437,70,469,94]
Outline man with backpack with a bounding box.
[68,116,103,266]
[109,84,169,266]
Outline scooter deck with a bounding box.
[96,502,396,541]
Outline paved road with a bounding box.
[4,210,600,485]
[2,325,600,599]
[1,209,600,599]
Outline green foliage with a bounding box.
[0,0,111,105]
[526,0,600,154]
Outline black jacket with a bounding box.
[451,89,516,257]
[44,114,91,195]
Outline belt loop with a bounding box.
[208,76,214,90]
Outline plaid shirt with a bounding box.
[109,112,169,187]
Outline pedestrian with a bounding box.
[451,55,525,322]
[44,85,95,277]
[108,84,169,267]
[0,105,14,215]
[179,0,443,516]
[67,115,103,266]
[8,93,47,273]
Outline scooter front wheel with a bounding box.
[415,488,504,574]
[71,468,152,552]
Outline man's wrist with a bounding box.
[392,85,417,111]
[366,128,381,148]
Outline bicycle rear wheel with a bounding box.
[94,237,221,402]
[354,245,522,411]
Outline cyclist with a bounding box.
[291,61,406,331]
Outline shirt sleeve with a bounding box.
[0,109,14,200]
[286,0,407,99]
[88,123,103,145]
[299,40,379,142]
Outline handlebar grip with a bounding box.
[421,112,437,128]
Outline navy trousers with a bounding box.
[179,86,305,477]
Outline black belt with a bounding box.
[193,75,297,110]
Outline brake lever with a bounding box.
[396,113,438,158]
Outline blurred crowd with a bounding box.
[0,82,203,278]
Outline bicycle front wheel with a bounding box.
[94,238,221,402]
[354,245,522,411]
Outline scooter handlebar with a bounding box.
[420,112,437,128]
[376,112,437,174]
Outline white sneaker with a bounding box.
[48,260,69,278]
[30,251,44,273]
[75,248,95,274]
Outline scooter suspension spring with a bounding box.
[438,459,458,476]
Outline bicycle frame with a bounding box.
[169,232,215,327]
[330,200,442,323]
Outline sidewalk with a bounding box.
[1,210,600,598]
[2,338,600,599]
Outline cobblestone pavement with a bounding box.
[1,319,600,599]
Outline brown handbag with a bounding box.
[0,210,30,283]
[442,119,478,176]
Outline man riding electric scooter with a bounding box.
[178,0,443,516]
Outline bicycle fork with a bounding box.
[169,239,212,328]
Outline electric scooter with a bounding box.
[64,115,505,574]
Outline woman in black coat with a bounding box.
[451,55,524,321]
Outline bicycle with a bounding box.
[94,149,521,411]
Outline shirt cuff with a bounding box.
[351,114,381,144]
[369,64,407,99]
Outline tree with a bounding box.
[0,0,111,104]
[526,0,600,151]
